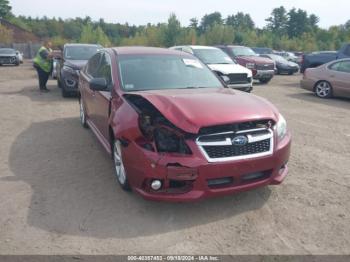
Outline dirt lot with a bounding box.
[0,61,349,255]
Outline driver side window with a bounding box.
[95,53,113,90]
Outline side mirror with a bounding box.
[220,75,230,84]
[89,78,108,91]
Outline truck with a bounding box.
[217,45,275,84]
[300,43,350,73]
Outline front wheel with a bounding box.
[113,140,131,191]
[315,81,332,98]
[61,84,70,97]
[79,99,88,128]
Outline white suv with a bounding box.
[170,45,253,92]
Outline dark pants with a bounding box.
[35,65,50,90]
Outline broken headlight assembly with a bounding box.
[154,127,191,154]
[138,114,192,155]
[125,94,192,155]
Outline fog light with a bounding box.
[151,180,162,191]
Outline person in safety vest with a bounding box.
[33,40,53,92]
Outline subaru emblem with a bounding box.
[232,135,248,146]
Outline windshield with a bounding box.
[0,49,16,55]
[231,47,256,57]
[268,54,288,63]
[118,55,223,91]
[64,46,100,60]
[193,49,234,64]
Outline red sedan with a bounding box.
[78,47,291,202]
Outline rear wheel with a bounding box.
[113,140,131,191]
[260,78,272,84]
[315,81,332,98]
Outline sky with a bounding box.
[9,0,350,28]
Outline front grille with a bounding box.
[199,120,273,135]
[0,57,16,64]
[196,125,274,162]
[203,139,270,158]
[256,64,274,70]
[228,73,249,84]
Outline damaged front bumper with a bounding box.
[123,131,291,202]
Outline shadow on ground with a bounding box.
[6,117,271,239]
[287,92,350,108]
[0,82,78,103]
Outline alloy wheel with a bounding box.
[113,140,127,186]
[79,100,88,127]
[315,81,332,98]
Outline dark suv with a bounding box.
[57,43,101,97]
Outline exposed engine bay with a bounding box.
[124,94,192,154]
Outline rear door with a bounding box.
[333,61,350,97]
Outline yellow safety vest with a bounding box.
[34,46,52,73]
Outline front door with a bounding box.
[92,52,114,141]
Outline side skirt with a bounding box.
[86,119,112,155]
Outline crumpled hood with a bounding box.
[64,60,87,70]
[208,63,252,76]
[237,56,274,65]
[130,88,279,134]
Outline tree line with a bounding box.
[1,0,350,51]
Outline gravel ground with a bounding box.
[0,61,349,255]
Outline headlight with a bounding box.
[276,114,287,140]
[154,128,191,154]
[246,63,255,69]
[62,65,76,74]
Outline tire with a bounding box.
[260,78,271,84]
[57,78,62,88]
[314,81,333,98]
[113,140,131,191]
[288,71,293,75]
[61,83,70,98]
[79,99,88,128]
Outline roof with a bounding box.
[64,43,102,47]
[112,46,194,57]
[172,45,219,50]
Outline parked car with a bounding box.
[217,45,275,84]
[261,54,299,75]
[78,47,291,202]
[300,43,350,73]
[0,48,20,66]
[57,43,101,97]
[170,45,253,92]
[15,50,24,63]
[274,51,299,64]
[251,47,273,55]
[300,58,350,98]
